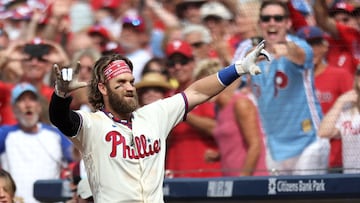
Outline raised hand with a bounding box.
[235,40,271,75]
[53,62,88,98]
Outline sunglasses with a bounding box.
[191,42,204,48]
[260,15,287,23]
[203,16,223,23]
[306,38,324,46]
[166,57,191,68]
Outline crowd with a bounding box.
[0,0,359,202]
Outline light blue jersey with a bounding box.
[250,35,323,161]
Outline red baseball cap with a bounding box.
[329,2,355,16]
[88,25,110,40]
[90,0,121,10]
[165,40,193,58]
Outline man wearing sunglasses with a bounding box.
[249,1,329,176]
[314,1,360,76]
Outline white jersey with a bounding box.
[71,93,186,203]
[335,108,360,174]
[0,123,72,203]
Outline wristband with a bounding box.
[217,64,239,86]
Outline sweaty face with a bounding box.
[106,74,139,114]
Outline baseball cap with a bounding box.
[200,1,233,21]
[135,72,173,91]
[296,26,325,41]
[329,2,355,16]
[3,0,27,9]
[77,179,92,199]
[102,41,125,55]
[9,4,33,21]
[165,40,193,58]
[122,15,145,32]
[88,25,111,41]
[11,82,39,104]
[90,0,121,10]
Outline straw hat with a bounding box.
[135,72,173,90]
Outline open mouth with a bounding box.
[24,110,34,116]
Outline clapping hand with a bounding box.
[53,62,88,98]
[235,40,271,75]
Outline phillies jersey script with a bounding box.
[70,93,186,202]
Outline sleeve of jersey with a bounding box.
[139,93,188,138]
[49,92,81,137]
[291,35,314,70]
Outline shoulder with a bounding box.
[234,93,255,112]
[0,125,19,134]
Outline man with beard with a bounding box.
[49,42,270,202]
[0,82,73,203]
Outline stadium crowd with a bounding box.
[0,0,359,202]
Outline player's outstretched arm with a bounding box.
[184,40,271,110]
[49,62,88,137]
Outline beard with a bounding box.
[14,110,40,129]
[108,87,139,114]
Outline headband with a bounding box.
[104,60,132,81]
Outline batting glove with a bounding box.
[235,40,271,75]
[53,62,88,98]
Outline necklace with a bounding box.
[102,108,135,146]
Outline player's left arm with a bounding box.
[184,40,271,111]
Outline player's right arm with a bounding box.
[184,40,271,111]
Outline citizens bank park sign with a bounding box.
[162,174,360,199]
[267,178,325,195]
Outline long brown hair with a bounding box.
[88,54,134,110]
[355,70,360,112]
[0,169,16,198]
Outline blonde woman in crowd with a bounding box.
[69,48,101,111]
[318,69,360,174]
[195,59,268,176]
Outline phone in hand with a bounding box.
[23,44,51,57]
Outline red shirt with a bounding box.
[0,82,16,125]
[315,66,353,168]
[0,82,54,125]
[326,23,360,75]
[166,101,221,178]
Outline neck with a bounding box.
[314,61,326,76]
[102,108,132,123]
[21,123,39,134]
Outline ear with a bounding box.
[286,18,292,31]
[98,82,107,96]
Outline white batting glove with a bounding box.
[53,62,88,98]
[235,40,271,75]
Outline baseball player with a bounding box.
[49,41,270,202]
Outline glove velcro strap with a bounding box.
[217,64,240,86]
